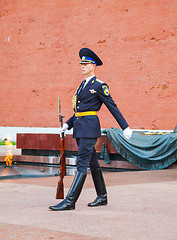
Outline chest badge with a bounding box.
[89,89,97,94]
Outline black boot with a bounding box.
[88,168,107,207]
[49,171,86,211]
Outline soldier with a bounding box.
[49,48,132,211]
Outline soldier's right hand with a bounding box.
[59,123,69,136]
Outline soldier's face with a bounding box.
[80,63,95,77]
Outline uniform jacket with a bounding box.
[66,76,129,138]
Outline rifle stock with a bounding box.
[56,137,65,199]
[56,98,66,199]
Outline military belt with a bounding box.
[75,111,97,117]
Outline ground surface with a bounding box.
[0,169,176,240]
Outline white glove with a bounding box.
[123,127,132,139]
[59,123,69,135]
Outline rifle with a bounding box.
[56,97,66,199]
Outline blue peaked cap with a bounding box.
[79,48,103,66]
[80,56,97,65]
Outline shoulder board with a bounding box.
[96,79,104,84]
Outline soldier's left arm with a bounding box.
[97,83,129,130]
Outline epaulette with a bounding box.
[96,79,104,84]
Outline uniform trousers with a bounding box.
[76,138,100,174]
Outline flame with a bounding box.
[4,139,13,166]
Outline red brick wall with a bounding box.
[0,0,176,130]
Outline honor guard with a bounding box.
[49,48,132,211]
